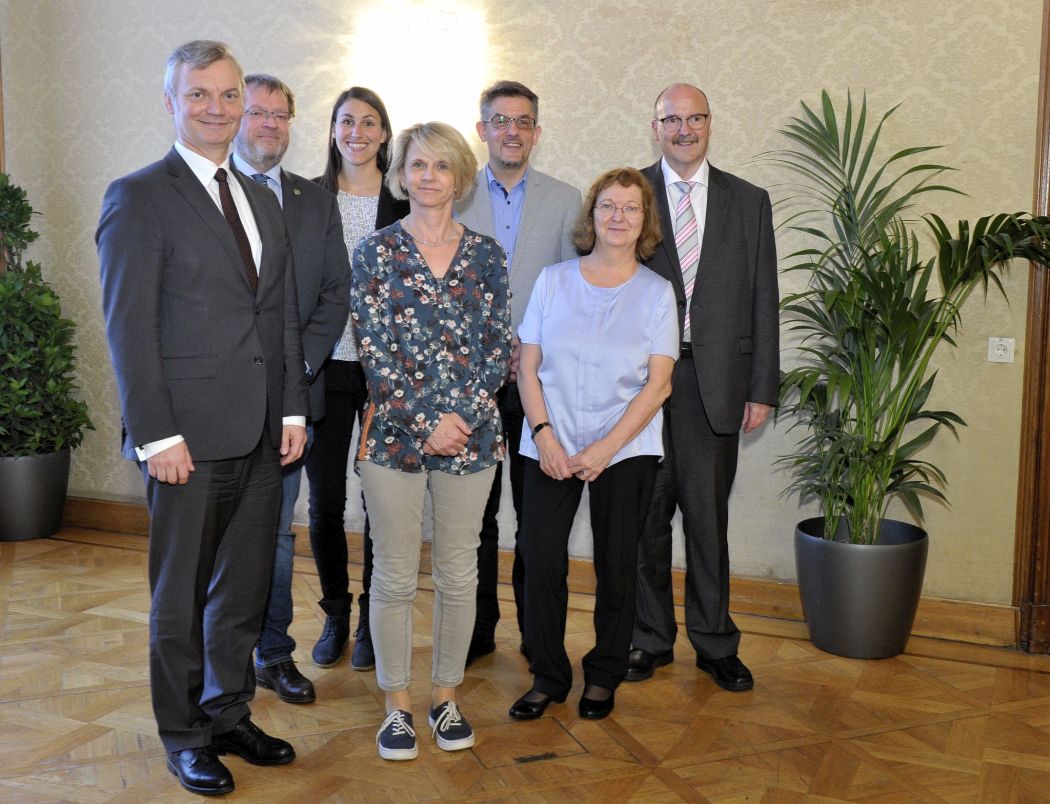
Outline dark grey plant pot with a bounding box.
[0,449,71,540]
[795,517,928,659]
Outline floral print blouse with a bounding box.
[351,221,511,474]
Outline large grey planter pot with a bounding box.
[795,517,928,659]
[0,448,71,540]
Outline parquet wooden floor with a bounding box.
[3,529,1050,802]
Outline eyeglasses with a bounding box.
[485,114,537,130]
[245,108,293,123]
[656,113,709,131]
[595,201,643,218]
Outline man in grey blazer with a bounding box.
[232,74,350,706]
[455,80,581,663]
[627,83,779,691]
[98,42,308,796]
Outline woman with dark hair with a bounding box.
[509,167,678,722]
[306,87,409,673]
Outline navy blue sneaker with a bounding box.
[428,701,475,751]
[376,710,417,760]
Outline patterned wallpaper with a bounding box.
[0,0,1042,603]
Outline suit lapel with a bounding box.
[165,149,247,278]
[469,168,496,237]
[513,170,543,274]
[280,170,300,232]
[236,170,279,295]
[645,161,685,297]
[696,165,730,295]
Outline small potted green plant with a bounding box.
[765,92,1050,658]
[0,172,93,540]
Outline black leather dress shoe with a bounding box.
[695,654,754,692]
[167,747,234,796]
[465,639,496,667]
[508,688,567,720]
[625,648,673,682]
[256,660,316,704]
[578,690,615,720]
[211,715,295,766]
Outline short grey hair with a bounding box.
[164,40,243,99]
[479,80,539,121]
[386,122,478,203]
[244,73,296,118]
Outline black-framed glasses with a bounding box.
[485,114,537,130]
[245,108,293,123]
[656,113,709,131]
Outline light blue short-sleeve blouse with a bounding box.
[517,258,679,466]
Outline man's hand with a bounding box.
[742,402,772,434]
[422,413,471,456]
[280,424,308,465]
[147,441,195,485]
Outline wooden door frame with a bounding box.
[1014,0,1050,652]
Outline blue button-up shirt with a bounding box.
[486,165,528,269]
[518,259,679,466]
[232,153,283,208]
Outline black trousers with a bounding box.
[633,355,742,660]
[520,455,658,698]
[143,434,281,752]
[473,382,526,642]
[305,359,372,615]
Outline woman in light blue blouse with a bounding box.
[509,167,678,722]
[351,122,511,760]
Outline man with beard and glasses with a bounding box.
[232,74,350,706]
[455,80,582,666]
[626,82,779,693]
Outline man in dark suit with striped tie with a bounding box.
[627,83,780,692]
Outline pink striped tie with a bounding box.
[674,181,698,341]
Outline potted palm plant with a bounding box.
[0,172,93,540]
[766,92,1050,658]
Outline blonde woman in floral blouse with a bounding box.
[351,122,511,761]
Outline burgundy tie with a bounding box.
[214,168,258,291]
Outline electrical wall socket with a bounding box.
[987,337,1015,363]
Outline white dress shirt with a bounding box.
[135,142,303,461]
[661,156,709,251]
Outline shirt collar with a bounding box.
[174,141,232,188]
[231,152,282,186]
[486,163,530,194]
[661,157,709,188]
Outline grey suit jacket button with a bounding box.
[254,356,264,364]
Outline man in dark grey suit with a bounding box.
[232,73,350,707]
[455,80,581,663]
[627,83,779,691]
[98,41,308,796]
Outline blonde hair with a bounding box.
[386,122,477,202]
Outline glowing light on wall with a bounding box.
[341,1,489,146]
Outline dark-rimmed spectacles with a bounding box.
[656,113,708,131]
[245,108,293,123]
[485,114,537,130]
